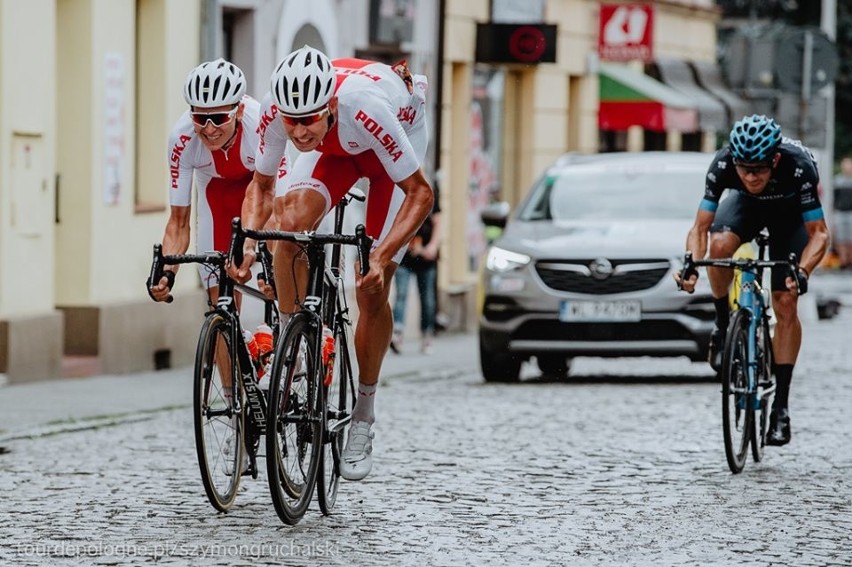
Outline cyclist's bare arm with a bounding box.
[798,218,829,277]
[675,209,715,292]
[229,170,275,283]
[360,168,434,294]
[151,205,191,301]
[784,217,830,293]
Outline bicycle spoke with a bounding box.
[722,310,751,474]
[193,314,243,511]
[318,320,355,515]
[266,314,323,525]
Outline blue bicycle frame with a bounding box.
[732,266,770,410]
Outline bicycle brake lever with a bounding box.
[229,217,244,268]
[257,241,277,296]
[355,224,372,277]
[147,244,174,303]
[678,252,696,292]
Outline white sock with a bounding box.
[351,382,377,424]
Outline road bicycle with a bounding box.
[681,233,799,473]
[148,241,278,511]
[231,190,371,525]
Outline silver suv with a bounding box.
[479,152,716,382]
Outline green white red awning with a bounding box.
[599,63,698,132]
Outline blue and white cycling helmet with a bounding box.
[183,58,246,107]
[729,114,782,163]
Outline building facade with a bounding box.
[0,0,727,382]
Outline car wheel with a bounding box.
[479,340,522,383]
[537,354,571,377]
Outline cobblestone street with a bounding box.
[1,309,850,566]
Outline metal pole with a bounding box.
[201,0,221,61]
[799,30,813,141]
[821,0,836,224]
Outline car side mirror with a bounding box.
[481,201,511,230]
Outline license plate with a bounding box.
[559,300,641,322]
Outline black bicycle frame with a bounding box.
[148,245,276,437]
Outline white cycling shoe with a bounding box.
[340,421,374,481]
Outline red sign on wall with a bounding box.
[598,4,654,62]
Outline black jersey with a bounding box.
[701,139,824,223]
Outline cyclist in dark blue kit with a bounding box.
[675,115,830,447]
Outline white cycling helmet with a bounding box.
[183,58,246,107]
[270,45,335,116]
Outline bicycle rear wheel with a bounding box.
[318,320,356,515]
[193,312,244,511]
[721,309,752,474]
[266,313,324,525]
[751,316,774,463]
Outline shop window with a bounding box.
[134,0,166,212]
[369,0,415,45]
[681,132,703,152]
[599,130,628,153]
[643,130,667,151]
[223,8,255,77]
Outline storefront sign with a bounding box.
[598,4,654,62]
[475,23,557,65]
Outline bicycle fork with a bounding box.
[737,271,774,411]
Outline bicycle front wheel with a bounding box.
[721,309,752,474]
[751,315,774,463]
[318,321,356,515]
[266,313,324,525]
[193,312,244,511]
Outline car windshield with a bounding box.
[518,162,706,221]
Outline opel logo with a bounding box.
[589,258,614,280]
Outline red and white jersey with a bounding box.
[255,59,429,264]
[255,58,429,184]
[168,97,276,256]
[168,96,277,287]
[168,95,260,208]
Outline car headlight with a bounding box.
[486,246,531,273]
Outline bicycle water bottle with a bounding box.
[322,326,335,387]
[244,329,259,362]
[254,324,274,384]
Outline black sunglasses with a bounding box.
[734,163,772,176]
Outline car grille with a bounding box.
[514,320,699,342]
[535,259,670,294]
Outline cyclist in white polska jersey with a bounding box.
[149,58,289,304]
[230,46,434,481]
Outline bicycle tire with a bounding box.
[721,309,751,474]
[751,315,774,463]
[317,320,356,515]
[266,313,324,525]
[193,312,244,511]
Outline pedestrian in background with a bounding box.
[833,156,852,269]
[391,185,442,355]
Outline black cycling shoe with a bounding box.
[708,327,725,372]
[767,409,792,446]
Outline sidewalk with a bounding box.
[0,331,477,443]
